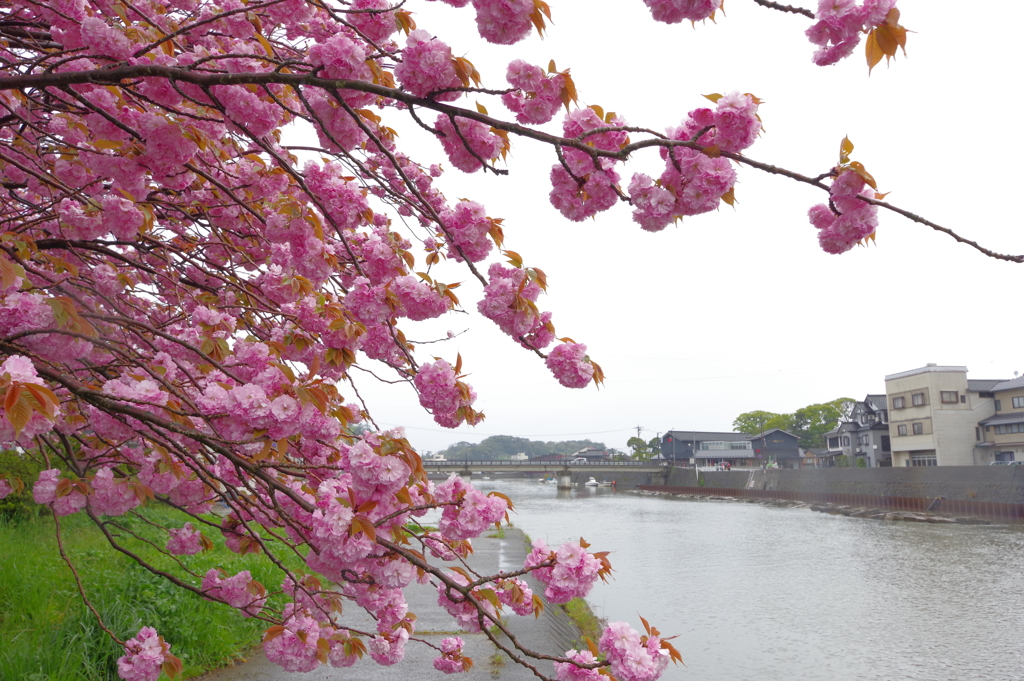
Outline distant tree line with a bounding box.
[435,436,609,461]
[732,398,855,449]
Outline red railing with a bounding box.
[637,485,1024,522]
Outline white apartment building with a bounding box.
[885,364,1001,466]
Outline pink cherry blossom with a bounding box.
[395,30,463,101]
[202,569,267,616]
[433,636,469,673]
[472,0,533,45]
[598,621,671,681]
[166,522,205,555]
[263,605,322,672]
[117,627,172,681]
[89,466,140,517]
[555,649,603,681]
[434,114,504,173]
[545,342,594,389]
[643,0,721,24]
[347,0,399,44]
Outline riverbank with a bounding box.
[632,489,998,525]
[198,527,586,681]
[0,509,277,681]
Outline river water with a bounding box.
[460,479,1024,681]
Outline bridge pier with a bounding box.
[459,469,472,482]
[557,471,572,490]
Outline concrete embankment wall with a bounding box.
[648,466,1024,508]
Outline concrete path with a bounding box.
[198,528,581,681]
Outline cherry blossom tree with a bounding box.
[0,0,1016,679]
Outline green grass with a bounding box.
[561,597,605,647]
[0,505,299,680]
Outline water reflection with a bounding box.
[457,479,1024,681]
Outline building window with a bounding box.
[994,423,1024,435]
[912,392,926,406]
[842,436,850,446]
[912,422,923,435]
[893,396,905,409]
[827,437,839,449]
[976,427,981,441]
[858,435,869,445]
[911,453,937,466]
[995,399,1002,411]
[882,435,891,451]
[1013,397,1024,408]
[960,395,966,403]
[897,425,907,436]
[941,391,958,403]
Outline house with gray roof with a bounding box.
[823,394,892,467]
[978,375,1024,463]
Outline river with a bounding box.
[455,478,1024,681]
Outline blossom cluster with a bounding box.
[808,170,879,254]
[627,92,760,232]
[806,0,898,65]
[433,636,470,673]
[549,107,628,222]
[523,538,605,603]
[502,60,566,125]
[117,627,175,681]
[642,0,721,24]
[414,360,479,428]
[434,115,505,173]
[545,342,595,390]
[477,262,555,350]
[395,30,464,100]
[599,622,671,681]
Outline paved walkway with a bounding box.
[199,528,581,680]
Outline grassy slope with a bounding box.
[0,506,293,680]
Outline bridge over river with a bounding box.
[421,459,671,489]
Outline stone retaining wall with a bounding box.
[663,466,1024,504]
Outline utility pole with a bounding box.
[634,424,644,440]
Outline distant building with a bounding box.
[661,431,751,464]
[747,429,802,468]
[885,364,1004,466]
[978,375,1024,463]
[572,447,611,462]
[823,394,891,467]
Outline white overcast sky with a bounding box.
[318,0,1023,454]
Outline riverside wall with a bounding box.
[661,466,1024,505]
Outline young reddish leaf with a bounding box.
[639,614,652,636]
[488,490,515,511]
[161,653,183,679]
[702,93,723,103]
[839,136,854,164]
[720,186,736,207]
[532,593,545,618]
[263,625,287,643]
[476,101,488,116]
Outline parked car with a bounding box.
[989,460,1022,465]
[570,457,587,464]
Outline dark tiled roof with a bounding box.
[980,412,1024,426]
[968,379,1008,392]
[991,376,1024,392]
[666,431,750,442]
[864,394,887,410]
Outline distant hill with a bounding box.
[435,436,608,461]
